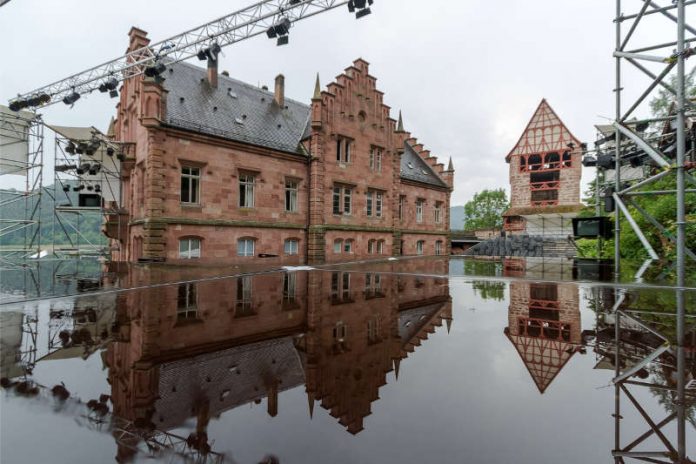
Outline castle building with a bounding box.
[502,99,583,237]
[106,28,453,264]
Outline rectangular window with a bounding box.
[282,272,297,308]
[344,240,353,254]
[333,239,343,254]
[435,241,443,256]
[239,173,255,208]
[284,239,299,255]
[285,180,298,212]
[179,238,201,259]
[377,240,384,254]
[180,166,200,204]
[416,240,424,255]
[366,190,383,217]
[416,200,424,223]
[368,240,375,254]
[336,136,352,163]
[237,238,255,257]
[177,283,197,317]
[235,276,254,317]
[369,146,383,172]
[331,272,352,304]
[333,185,352,215]
[399,195,405,221]
[434,202,442,224]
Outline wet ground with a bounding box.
[0,256,694,464]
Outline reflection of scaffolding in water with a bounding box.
[50,126,130,258]
[0,107,43,259]
[592,291,696,463]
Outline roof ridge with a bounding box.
[172,60,310,109]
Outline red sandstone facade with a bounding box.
[502,99,584,237]
[106,28,453,264]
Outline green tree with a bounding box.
[463,188,509,231]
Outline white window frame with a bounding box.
[399,195,405,221]
[416,200,424,223]
[435,240,443,256]
[237,238,255,257]
[284,238,299,255]
[416,240,424,255]
[336,137,352,164]
[344,239,353,254]
[239,173,255,208]
[368,239,375,254]
[367,190,383,218]
[179,238,201,259]
[180,166,200,204]
[435,202,442,224]
[285,179,298,212]
[333,185,353,215]
[333,239,343,254]
[377,240,384,255]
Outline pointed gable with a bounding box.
[505,330,576,394]
[506,99,581,162]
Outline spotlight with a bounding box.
[63,185,71,193]
[8,100,23,112]
[144,62,166,78]
[116,153,126,162]
[76,143,86,155]
[348,0,373,18]
[65,141,76,154]
[99,78,119,93]
[94,185,101,193]
[635,121,649,133]
[106,147,114,157]
[266,27,278,39]
[197,49,207,60]
[355,7,371,18]
[109,89,119,98]
[596,153,615,169]
[277,35,289,46]
[87,185,94,192]
[581,155,597,167]
[274,17,291,35]
[63,90,80,106]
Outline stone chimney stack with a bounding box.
[274,74,285,107]
[207,58,218,89]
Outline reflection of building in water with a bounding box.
[503,258,581,393]
[301,268,452,434]
[105,262,452,458]
[0,311,26,379]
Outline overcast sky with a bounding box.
[0,0,676,205]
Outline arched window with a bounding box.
[562,150,572,167]
[368,239,376,254]
[416,240,425,255]
[333,239,343,254]
[237,237,255,257]
[377,240,385,255]
[179,237,202,259]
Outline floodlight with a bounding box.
[277,35,289,46]
[596,153,614,169]
[197,49,208,60]
[355,8,371,18]
[94,185,101,193]
[144,63,166,77]
[63,90,80,106]
[582,155,597,167]
[62,185,71,192]
[266,26,278,38]
[106,147,114,157]
[65,141,76,154]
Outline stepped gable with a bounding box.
[317,58,396,138]
[162,61,311,155]
[506,99,581,162]
[400,141,449,188]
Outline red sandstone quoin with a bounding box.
[105,28,454,264]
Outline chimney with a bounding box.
[274,74,285,107]
[207,58,218,89]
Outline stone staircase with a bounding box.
[464,235,576,258]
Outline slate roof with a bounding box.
[400,142,448,188]
[162,61,311,155]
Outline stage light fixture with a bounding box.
[62,185,71,192]
[596,153,615,169]
[266,26,278,38]
[65,141,76,154]
[87,185,94,192]
[581,155,597,167]
[106,147,114,157]
[63,90,80,106]
[144,62,166,78]
[8,100,22,112]
[76,143,87,155]
[355,7,371,18]
[275,17,291,35]
[197,49,208,60]
[94,185,101,193]
[348,0,373,18]
[277,35,289,46]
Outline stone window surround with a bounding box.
[178,159,207,207]
[369,145,384,172]
[416,198,425,223]
[237,236,256,257]
[178,236,202,259]
[335,134,354,165]
[332,183,354,216]
[238,170,258,209]
[284,237,300,255]
[366,188,385,218]
[284,177,301,213]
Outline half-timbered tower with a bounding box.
[502,99,583,237]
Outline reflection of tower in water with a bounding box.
[504,258,582,393]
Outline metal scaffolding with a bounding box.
[610,6,695,460]
[0,107,44,260]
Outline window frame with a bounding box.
[434,202,443,224]
[239,172,256,208]
[333,239,343,254]
[284,179,299,212]
[180,166,201,205]
[332,184,353,215]
[284,238,299,255]
[179,237,202,259]
[435,240,443,256]
[416,240,424,255]
[416,199,424,223]
[237,237,255,257]
[336,136,353,164]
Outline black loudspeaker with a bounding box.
[604,187,615,213]
[572,216,613,239]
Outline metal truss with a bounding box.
[7,0,352,110]
[0,110,44,258]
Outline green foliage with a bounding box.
[463,188,509,231]
[472,281,506,301]
[649,68,696,120]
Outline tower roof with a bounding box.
[506,99,581,162]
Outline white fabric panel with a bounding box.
[0,105,33,176]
